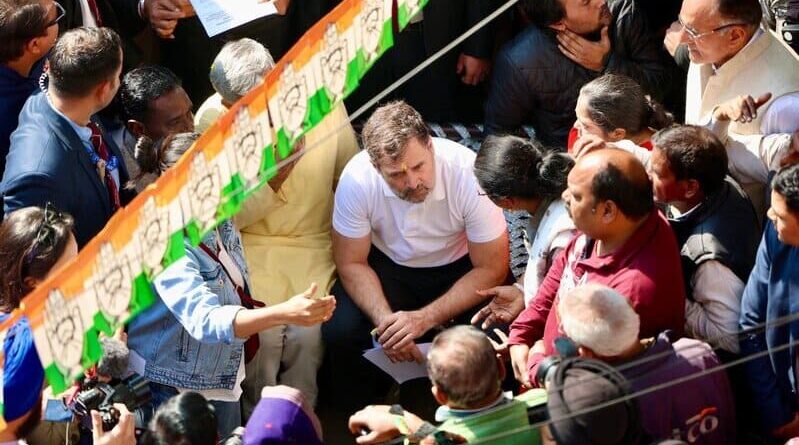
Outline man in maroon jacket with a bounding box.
[507,148,685,387]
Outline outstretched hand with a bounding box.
[471,285,525,329]
[713,93,772,123]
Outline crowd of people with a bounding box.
[3,0,799,443]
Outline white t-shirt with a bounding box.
[333,137,507,268]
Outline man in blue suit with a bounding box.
[740,162,799,441]
[1,26,135,247]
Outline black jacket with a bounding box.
[56,0,143,70]
[668,178,760,300]
[484,0,673,147]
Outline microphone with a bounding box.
[96,337,130,381]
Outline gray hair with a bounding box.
[209,38,275,104]
[361,100,430,166]
[427,326,500,408]
[558,284,641,357]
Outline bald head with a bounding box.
[576,148,653,219]
[427,326,500,409]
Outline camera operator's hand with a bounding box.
[91,404,135,445]
[348,405,424,445]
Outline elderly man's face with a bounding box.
[677,0,749,65]
[143,86,194,141]
[559,0,612,35]
[376,137,435,203]
[768,190,799,246]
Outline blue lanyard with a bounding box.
[83,138,119,173]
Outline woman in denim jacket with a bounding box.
[126,133,336,436]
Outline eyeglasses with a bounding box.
[46,2,66,28]
[25,202,64,263]
[677,17,748,41]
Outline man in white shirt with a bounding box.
[678,0,799,217]
[322,101,508,422]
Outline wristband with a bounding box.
[512,282,524,293]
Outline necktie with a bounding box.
[85,0,103,26]
[88,122,121,211]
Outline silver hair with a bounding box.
[558,284,641,357]
[209,38,275,105]
[427,325,500,408]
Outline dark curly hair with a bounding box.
[773,163,799,212]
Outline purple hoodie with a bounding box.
[619,331,736,445]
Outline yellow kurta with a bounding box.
[234,105,359,305]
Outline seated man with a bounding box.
[194,38,274,133]
[508,149,685,387]
[117,65,194,189]
[349,326,649,445]
[231,40,359,415]
[484,0,674,146]
[2,27,136,248]
[648,126,760,354]
[0,0,59,175]
[324,101,508,417]
[558,284,736,444]
[679,0,799,216]
[739,163,799,440]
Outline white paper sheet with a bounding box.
[190,0,278,37]
[362,342,432,384]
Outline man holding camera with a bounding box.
[557,284,736,445]
[0,315,135,445]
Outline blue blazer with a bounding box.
[739,221,799,431]
[1,92,136,248]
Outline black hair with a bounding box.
[0,0,50,64]
[475,135,573,202]
[119,65,182,122]
[716,0,762,26]
[142,392,217,445]
[48,27,121,98]
[521,0,565,28]
[579,75,674,136]
[132,132,198,187]
[591,163,654,219]
[651,126,728,196]
[0,206,74,312]
[773,163,799,213]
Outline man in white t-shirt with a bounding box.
[322,100,508,420]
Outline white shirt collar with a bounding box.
[712,27,764,72]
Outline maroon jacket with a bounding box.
[508,209,686,382]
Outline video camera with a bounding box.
[70,374,151,431]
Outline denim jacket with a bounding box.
[128,220,251,390]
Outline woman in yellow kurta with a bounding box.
[235,104,359,416]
